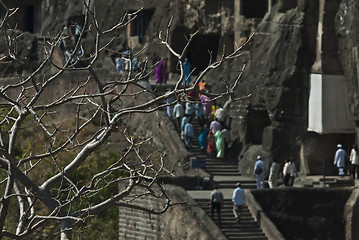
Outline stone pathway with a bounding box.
[153,82,268,239]
[181,120,267,240]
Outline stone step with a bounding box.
[209,173,241,177]
[166,98,267,239]
[195,197,267,240]
[206,169,239,174]
[206,162,238,167]
[226,236,267,240]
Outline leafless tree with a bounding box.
[0,1,250,239]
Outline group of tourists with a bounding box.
[155,57,193,85]
[58,22,84,65]
[169,85,232,158]
[253,155,297,189]
[115,50,141,73]
[281,157,297,186]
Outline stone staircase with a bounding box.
[196,199,267,240]
[183,121,266,239]
[153,82,266,239]
[176,117,258,190]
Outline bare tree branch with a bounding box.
[0,1,251,239]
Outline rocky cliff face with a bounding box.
[2,0,359,175]
[336,0,359,142]
[218,0,320,173]
[207,0,359,175]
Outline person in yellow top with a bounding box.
[209,103,219,121]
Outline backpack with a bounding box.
[255,166,263,174]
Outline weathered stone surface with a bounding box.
[118,185,226,240]
[226,1,317,172]
[3,0,359,181]
[253,188,353,240]
[336,0,359,142]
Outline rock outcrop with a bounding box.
[211,0,320,174]
[336,0,359,143]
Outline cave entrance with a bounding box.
[186,35,220,75]
[247,109,271,144]
[170,26,187,73]
[24,5,35,33]
[1,0,41,33]
[242,0,268,18]
[129,9,154,44]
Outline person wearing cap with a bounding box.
[209,185,224,226]
[253,155,266,189]
[334,144,347,177]
[232,182,246,223]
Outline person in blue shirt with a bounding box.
[198,125,209,151]
[182,58,191,85]
[232,182,246,223]
[253,155,266,189]
[184,120,194,149]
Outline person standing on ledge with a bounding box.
[283,158,291,186]
[253,155,266,189]
[268,158,280,188]
[350,144,359,179]
[334,144,347,177]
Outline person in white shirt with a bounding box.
[173,102,184,132]
[334,144,347,177]
[350,144,359,179]
[283,158,292,186]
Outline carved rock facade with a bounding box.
[1,0,359,176]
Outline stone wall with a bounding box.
[118,185,226,240]
[252,187,354,240]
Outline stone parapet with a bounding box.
[118,185,227,240]
[344,187,359,240]
[245,189,285,240]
